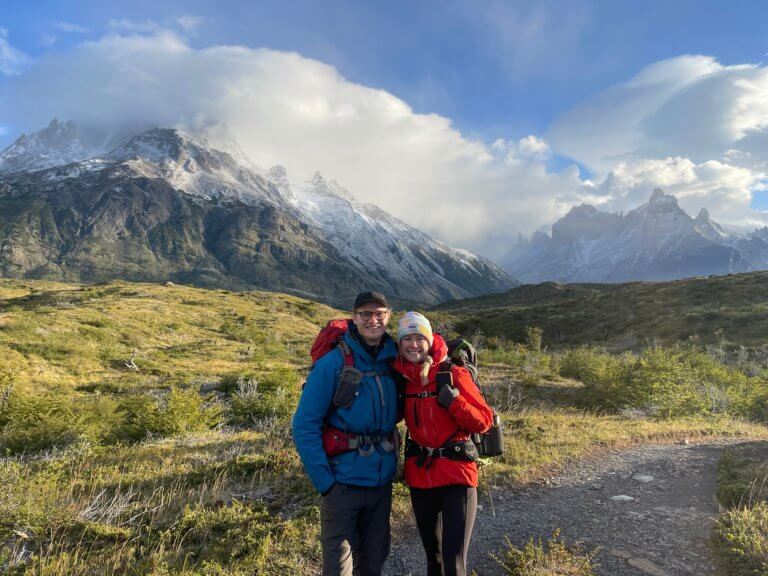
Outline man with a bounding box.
[293,291,399,576]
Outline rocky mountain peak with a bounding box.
[267,165,293,200]
[552,203,623,246]
[694,207,727,242]
[310,172,336,198]
[0,118,93,173]
[107,128,199,163]
[647,188,679,210]
[694,208,711,223]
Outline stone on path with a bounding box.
[628,558,672,576]
[611,495,635,502]
[633,474,655,482]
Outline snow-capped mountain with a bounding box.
[504,189,766,283]
[276,171,514,304]
[0,121,515,306]
[0,119,99,174]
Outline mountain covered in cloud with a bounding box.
[505,188,768,283]
[0,121,516,306]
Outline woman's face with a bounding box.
[400,334,430,364]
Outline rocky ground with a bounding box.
[385,439,759,576]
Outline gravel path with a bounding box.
[385,439,751,576]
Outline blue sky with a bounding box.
[6,0,768,143]
[2,1,768,253]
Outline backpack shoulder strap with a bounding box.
[337,337,354,368]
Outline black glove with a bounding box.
[438,384,460,409]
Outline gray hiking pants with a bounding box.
[320,482,393,576]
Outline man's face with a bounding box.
[352,303,390,346]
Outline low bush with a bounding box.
[712,502,768,575]
[0,387,113,454]
[112,387,221,443]
[494,530,596,576]
[228,367,301,427]
[717,449,768,509]
[558,345,768,420]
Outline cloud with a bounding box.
[107,19,163,34]
[586,156,766,224]
[55,22,89,34]
[493,135,550,164]
[175,16,204,34]
[0,29,583,258]
[546,54,768,228]
[0,28,30,76]
[550,55,768,174]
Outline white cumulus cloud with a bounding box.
[0,29,583,258]
[548,54,768,228]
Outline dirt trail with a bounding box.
[385,439,756,576]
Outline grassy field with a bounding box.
[431,271,768,349]
[1,279,768,574]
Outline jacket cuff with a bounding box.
[448,395,466,417]
[318,478,335,496]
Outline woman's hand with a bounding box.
[437,383,460,408]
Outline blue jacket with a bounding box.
[292,330,399,494]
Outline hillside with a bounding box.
[0,278,335,393]
[432,271,768,347]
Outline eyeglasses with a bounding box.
[355,311,388,321]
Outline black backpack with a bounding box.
[440,338,504,458]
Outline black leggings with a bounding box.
[409,485,477,576]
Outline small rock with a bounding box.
[633,474,655,483]
[611,549,633,560]
[681,438,690,445]
[477,505,483,511]
[611,495,635,502]
[628,558,672,576]
[589,483,604,490]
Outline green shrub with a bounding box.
[558,344,768,420]
[717,450,768,510]
[558,347,631,409]
[112,387,220,443]
[0,388,110,454]
[228,367,300,427]
[524,326,543,352]
[712,501,768,576]
[494,529,596,575]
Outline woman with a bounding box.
[394,312,493,576]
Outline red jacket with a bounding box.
[394,334,493,488]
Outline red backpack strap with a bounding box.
[337,337,354,367]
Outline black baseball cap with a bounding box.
[353,291,390,310]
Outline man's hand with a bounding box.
[438,384,459,409]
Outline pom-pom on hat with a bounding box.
[397,312,433,345]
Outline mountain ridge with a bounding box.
[505,188,768,283]
[0,121,516,306]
